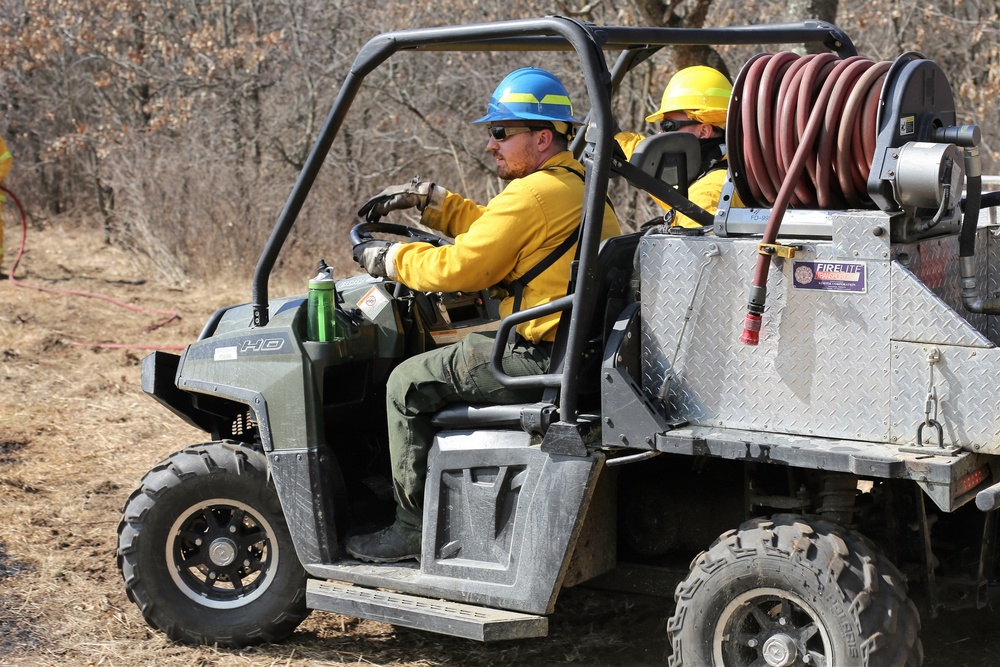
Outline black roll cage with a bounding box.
[250,17,857,427]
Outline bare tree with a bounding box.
[0,0,997,282]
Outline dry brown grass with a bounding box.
[0,218,671,666]
[2,219,1000,666]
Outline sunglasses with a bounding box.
[488,125,546,141]
[659,118,701,133]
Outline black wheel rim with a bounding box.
[716,588,832,667]
[167,499,279,609]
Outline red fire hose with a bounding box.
[731,52,891,345]
[2,184,184,350]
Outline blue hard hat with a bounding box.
[472,68,583,125]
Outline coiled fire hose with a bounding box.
[730,52,891,345]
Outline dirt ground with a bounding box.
[2,219,1000,666]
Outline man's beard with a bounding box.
[494,143,536,181]
[497,162,532,180]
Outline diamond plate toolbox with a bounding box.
[638,226,1000,453]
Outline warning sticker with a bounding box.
[899,115,915,136]
[793,261,867,293]
[357,286,390,319]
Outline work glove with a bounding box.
[357,177,445,222]
[353,240,397,278]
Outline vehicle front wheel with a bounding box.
[117,441,310,647]
[667,514,922,667]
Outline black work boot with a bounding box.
[345,526,420,563]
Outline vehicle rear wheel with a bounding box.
[667,514,922,666]
[117,441,309,647]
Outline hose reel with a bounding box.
[726,50,979,244]
[727,50,984,344]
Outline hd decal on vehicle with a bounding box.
[792,261,867,293]
[188,332,293,360]
[238,336,287,354]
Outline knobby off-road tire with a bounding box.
[117,441,310,647]
[667,514,922,667]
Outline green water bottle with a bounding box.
[307,259,341,342]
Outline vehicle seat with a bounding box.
[627,131,702,197]
[430,231,642,431]
[608,133,715,227]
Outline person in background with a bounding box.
[0,136,12,273]
[616,65,734,228]
[348,67,622,563]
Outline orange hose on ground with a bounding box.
[2,185,185,351]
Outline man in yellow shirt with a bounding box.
[0,136,11,272]
[349,68,621,562]
[616,65,734,228]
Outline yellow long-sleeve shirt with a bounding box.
[0,136,11,265]
[0,137,11,183]
[616,131,733,229]
[392,151,621,343]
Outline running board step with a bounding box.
[306,580,548,641]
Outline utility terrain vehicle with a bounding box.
[119,17,1000,666]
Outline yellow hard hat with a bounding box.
[645,66,732,128]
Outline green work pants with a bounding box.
[386,331,551,542]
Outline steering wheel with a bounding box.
[350,221,451,248]
[349,220,497,336]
